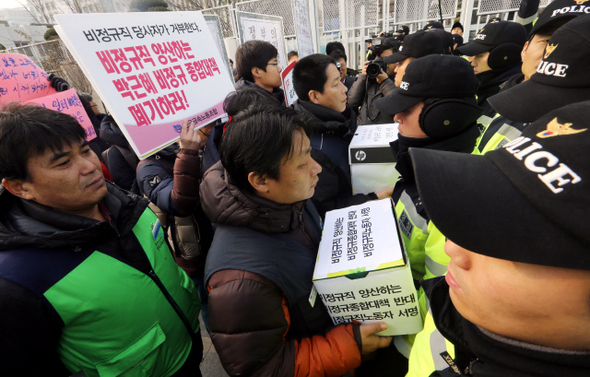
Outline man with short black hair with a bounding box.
[292,54,392,217]
[0,104,203,376]
[325,41,346,56]
[287,50,299,64]
[200,105,392,376]
[234,40,284,104]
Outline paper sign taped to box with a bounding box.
[313,198,422,336]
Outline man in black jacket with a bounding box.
[291,54,392,217]
[347,37,401,124]
[200,104,391,376]
[234,40,285,104]
[0,104,203,376]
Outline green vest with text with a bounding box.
[43,209,200,377]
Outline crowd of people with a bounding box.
[1,0,589,376]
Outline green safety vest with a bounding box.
[42,209,201,376]
[396,191,429,282]
[406,293,455,377]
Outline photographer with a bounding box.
[348,37,400,124]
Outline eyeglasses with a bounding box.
[335,62,342,69]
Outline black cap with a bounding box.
[423,21,444,30]
[488,14,590,122]
[426,28,454,50]
[451,21,463,32]
[396,25,410,35]
[383,31,443,64]
[529,0,584,37]
[375,55,478,115]
[381,37,401,52]
[452,34,463,46]
[411,100,590,271]
[456,20,527,56]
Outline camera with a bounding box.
[371,37,384,58]
[366,57,387,79]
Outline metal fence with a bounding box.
[3,0,556,76]
[4,39,93,94]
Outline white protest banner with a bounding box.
[204,14,233,81]
[291,0,314,58]
[281,60,298,107]
[55,11,235,159]
[235,11,287,68]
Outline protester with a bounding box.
[0,104,203,376]
[234,40,285,104]
[78,92,110,159]
[136,120,214,329]
[292,53,392,217]
[408,101,590,376]
[348,37,401,124]
[201,105,392,376]
[99,115,139,192]
[287,50,299,64]
[202,88,282,174]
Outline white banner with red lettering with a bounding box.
[55,11,235,159]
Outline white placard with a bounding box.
[281,60,298,107]
[55,11,235,159]
[236,11,287,68]
[204,14,233,82]
[291,0,314,58]
[314,199,404,279]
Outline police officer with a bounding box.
[478,4,590,153]
[456,20,527,119]
[408,100,590,376]
[374,55,483,361]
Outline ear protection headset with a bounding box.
[419,99,484,139]
[487,42,523,70]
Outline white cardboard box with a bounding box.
[312,199,423,336]
[349,124,400,195]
